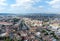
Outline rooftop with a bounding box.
[0,22,12,25]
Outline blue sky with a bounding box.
[0,0,60,14]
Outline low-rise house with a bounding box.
[0,22,12,26]
[0,32,9,37]
[49,23,59,31]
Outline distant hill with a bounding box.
[0,13,60,17]
[0,13,16,15]
[25,13,57,16]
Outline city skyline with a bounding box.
[0,0,60,14]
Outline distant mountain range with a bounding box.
[0,13,60,17]
[0,13,16,15]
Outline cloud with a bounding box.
[16,0,41,5]
[47,0,60,9]
[0,0,59,13]
[0,0,8,11]
[11,0,41,8]
[9,0,43,13]
[0,0,7,6]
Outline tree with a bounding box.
[41,30,46,33]
[13,18,20,22]
[4,37,11,41]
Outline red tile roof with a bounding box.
[0,22,12,25]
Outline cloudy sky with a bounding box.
[0,0,60,14]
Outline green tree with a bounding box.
[41,30,46,33]
[4,37,11,41]
[13,18,20,22]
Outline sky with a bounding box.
[0,0,60,14]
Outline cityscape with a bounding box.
[0,14,60,41]
[0,0,60,41]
